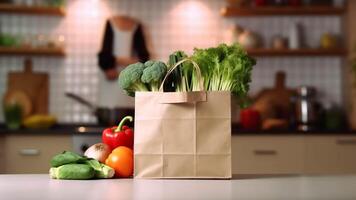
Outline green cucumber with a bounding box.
[50,164,95,180]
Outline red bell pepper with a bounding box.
[240,108,261,130]
[254,0,266,6]
[102,116,134,150]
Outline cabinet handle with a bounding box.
[19,149,40,156]
[253,150,277,155]
[336,139,356,145]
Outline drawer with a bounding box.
[305,136,356,174]
[232,136,304,174]
[4,134,72,173]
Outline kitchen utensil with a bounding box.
[252,97,276,121]
[7,58,48,115]
[253,71,295,121]
[65,92,134,126]
[238,30,260,49]
[229,25,244,44]
[294,86,319,131]
[289,23,301,49]
[224,25,245,46]
[272,35,288,49]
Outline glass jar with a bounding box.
[4,103,22,130]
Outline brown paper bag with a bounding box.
[134,59,231,179]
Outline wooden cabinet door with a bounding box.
[305,136,356,174]
[232,136,304,174]
[4,134,72,173]
[336,137,356,173]
[0,136,5,173]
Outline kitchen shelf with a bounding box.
[221,6,345,16]
[0,3,65,16]
[0,47,65,56]
[247,48,347,56]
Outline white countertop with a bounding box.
[1,174,356,200]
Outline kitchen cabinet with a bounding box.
[232,136,304,174]
[305,136,356,174]
[2,130,356,174]
[2,134,72,173]
[0,136,5,173]
[232,135,356,175]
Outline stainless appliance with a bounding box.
[295,86,318,131]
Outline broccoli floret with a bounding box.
[144,60,155,68]
[118,62,148,96]
[141,61,168,91]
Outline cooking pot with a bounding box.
[65,92,134,126]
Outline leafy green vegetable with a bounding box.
[167,51,192,92]
[50,151,86,167]
[118,62,148,96]
[191,43,256,98]
[141,61,168,91]
[85,159,115,179]
[118,43,255,101]
[144,60,155,68]
[50,164,95,180]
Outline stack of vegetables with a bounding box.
[50,151,114,180]
[49,116,134,180]
[50,43,255,180]
[118,43,256,102]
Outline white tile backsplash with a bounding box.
[0,0,345,123]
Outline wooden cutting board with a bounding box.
[252,71,295,120]
[6,59,49,115]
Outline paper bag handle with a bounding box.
[159,58,204,92]
[159,91,207,104]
